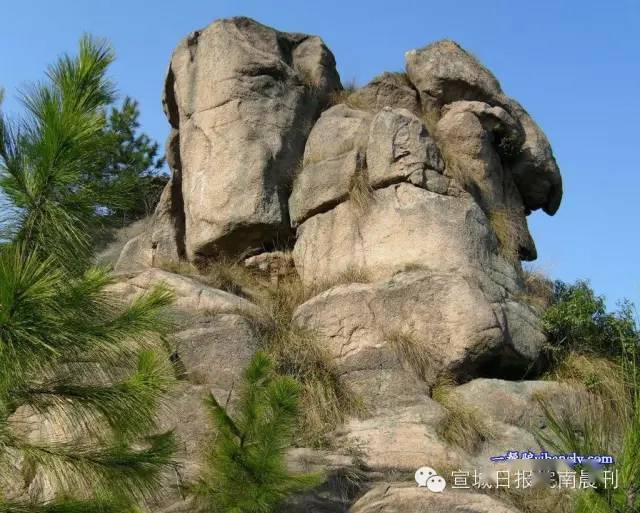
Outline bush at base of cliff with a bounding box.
[539,280,639,513]
[543,280,637,360]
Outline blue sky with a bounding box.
[1,0,638,309]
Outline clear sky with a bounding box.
[1,0,638,309]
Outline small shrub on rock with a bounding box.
[193,352,320,513]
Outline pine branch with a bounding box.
[18,351,173,441]
[204,392,242,441]
[11,431,175,502]
[0,498,128,513]
[194,352,321,513]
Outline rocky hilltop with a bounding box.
[113,17,567,513]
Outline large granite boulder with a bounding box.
[292,272,541,387]
[348,72,421,115]
[101,18,572,513]
[451,379,586,482]
[292,182,502,285]
[288,106,445,228]
[435,100,536,260]
[109,269,261,505]
[292,270,545,474]
[288,104,371,226]
[406,39,562,215]
[167,17,341,259]
[118,17,341,270]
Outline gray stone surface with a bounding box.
[167,17,340,259]
[349,71,421,115]
[289,105,371,226]
[292,183,503,284]
[367,108,443,188]
[435,100,536,260]
[405,39,562,215]
[350,484,523,513]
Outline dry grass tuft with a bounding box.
[197,257,264,296]
[517,266,555,313]
[244,273,368,447]
[348,169,374,213]
[389,71,413,88]
[431,375,496,453]
[328,80,373,111]
[328,79,357,106]
[160,256,372,446]
[386,330,433,382]
[314,267,373,294]
[420,107,442,135]
[155,257,197,276]
[544,352,631,420]
[487,207,526,264]
[157,256,263,297]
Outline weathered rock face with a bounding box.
[118,17,341,269]
[435,100,536,260]
[105,17,570,513]
[452,378,587,483]
[170,17,341,260]
[293,271,539,387]
[288,104,371,226]
[293,183,493,284]
[349,72,421,115]
[110,269,261,501]
[406,39,562,215]
[291,269,545,474]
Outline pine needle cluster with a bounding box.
[192,352,320,513]
[0,36,175,513]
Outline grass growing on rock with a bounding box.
[348,168,374,213]
[517,266,555,313]
[244,271,370,447]
[157,256,263,297]
[158,254,372,446]
[487,207,526,264]
[431,375,496,454]
[386,330,433,383]
[328,79,362,109]
[535,280,640,512]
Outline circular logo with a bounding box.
[426,474,447,493]
[415,466,438,487]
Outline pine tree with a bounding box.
[96,97,168,226]
[193,352,320,513]
[0,36,175,513]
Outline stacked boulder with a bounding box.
[118,17,341,267]
[113,17,565,513]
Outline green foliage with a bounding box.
[0,44,167,255]
[95,97,167,225]
[193,352,320,513]
[0,36,117,270]
[539,280,640,513]
[538,355,639,512]
[0,36,175,513]
[543,280,638,360]
[431,375,495,454]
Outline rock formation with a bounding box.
[108,16,571,513]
